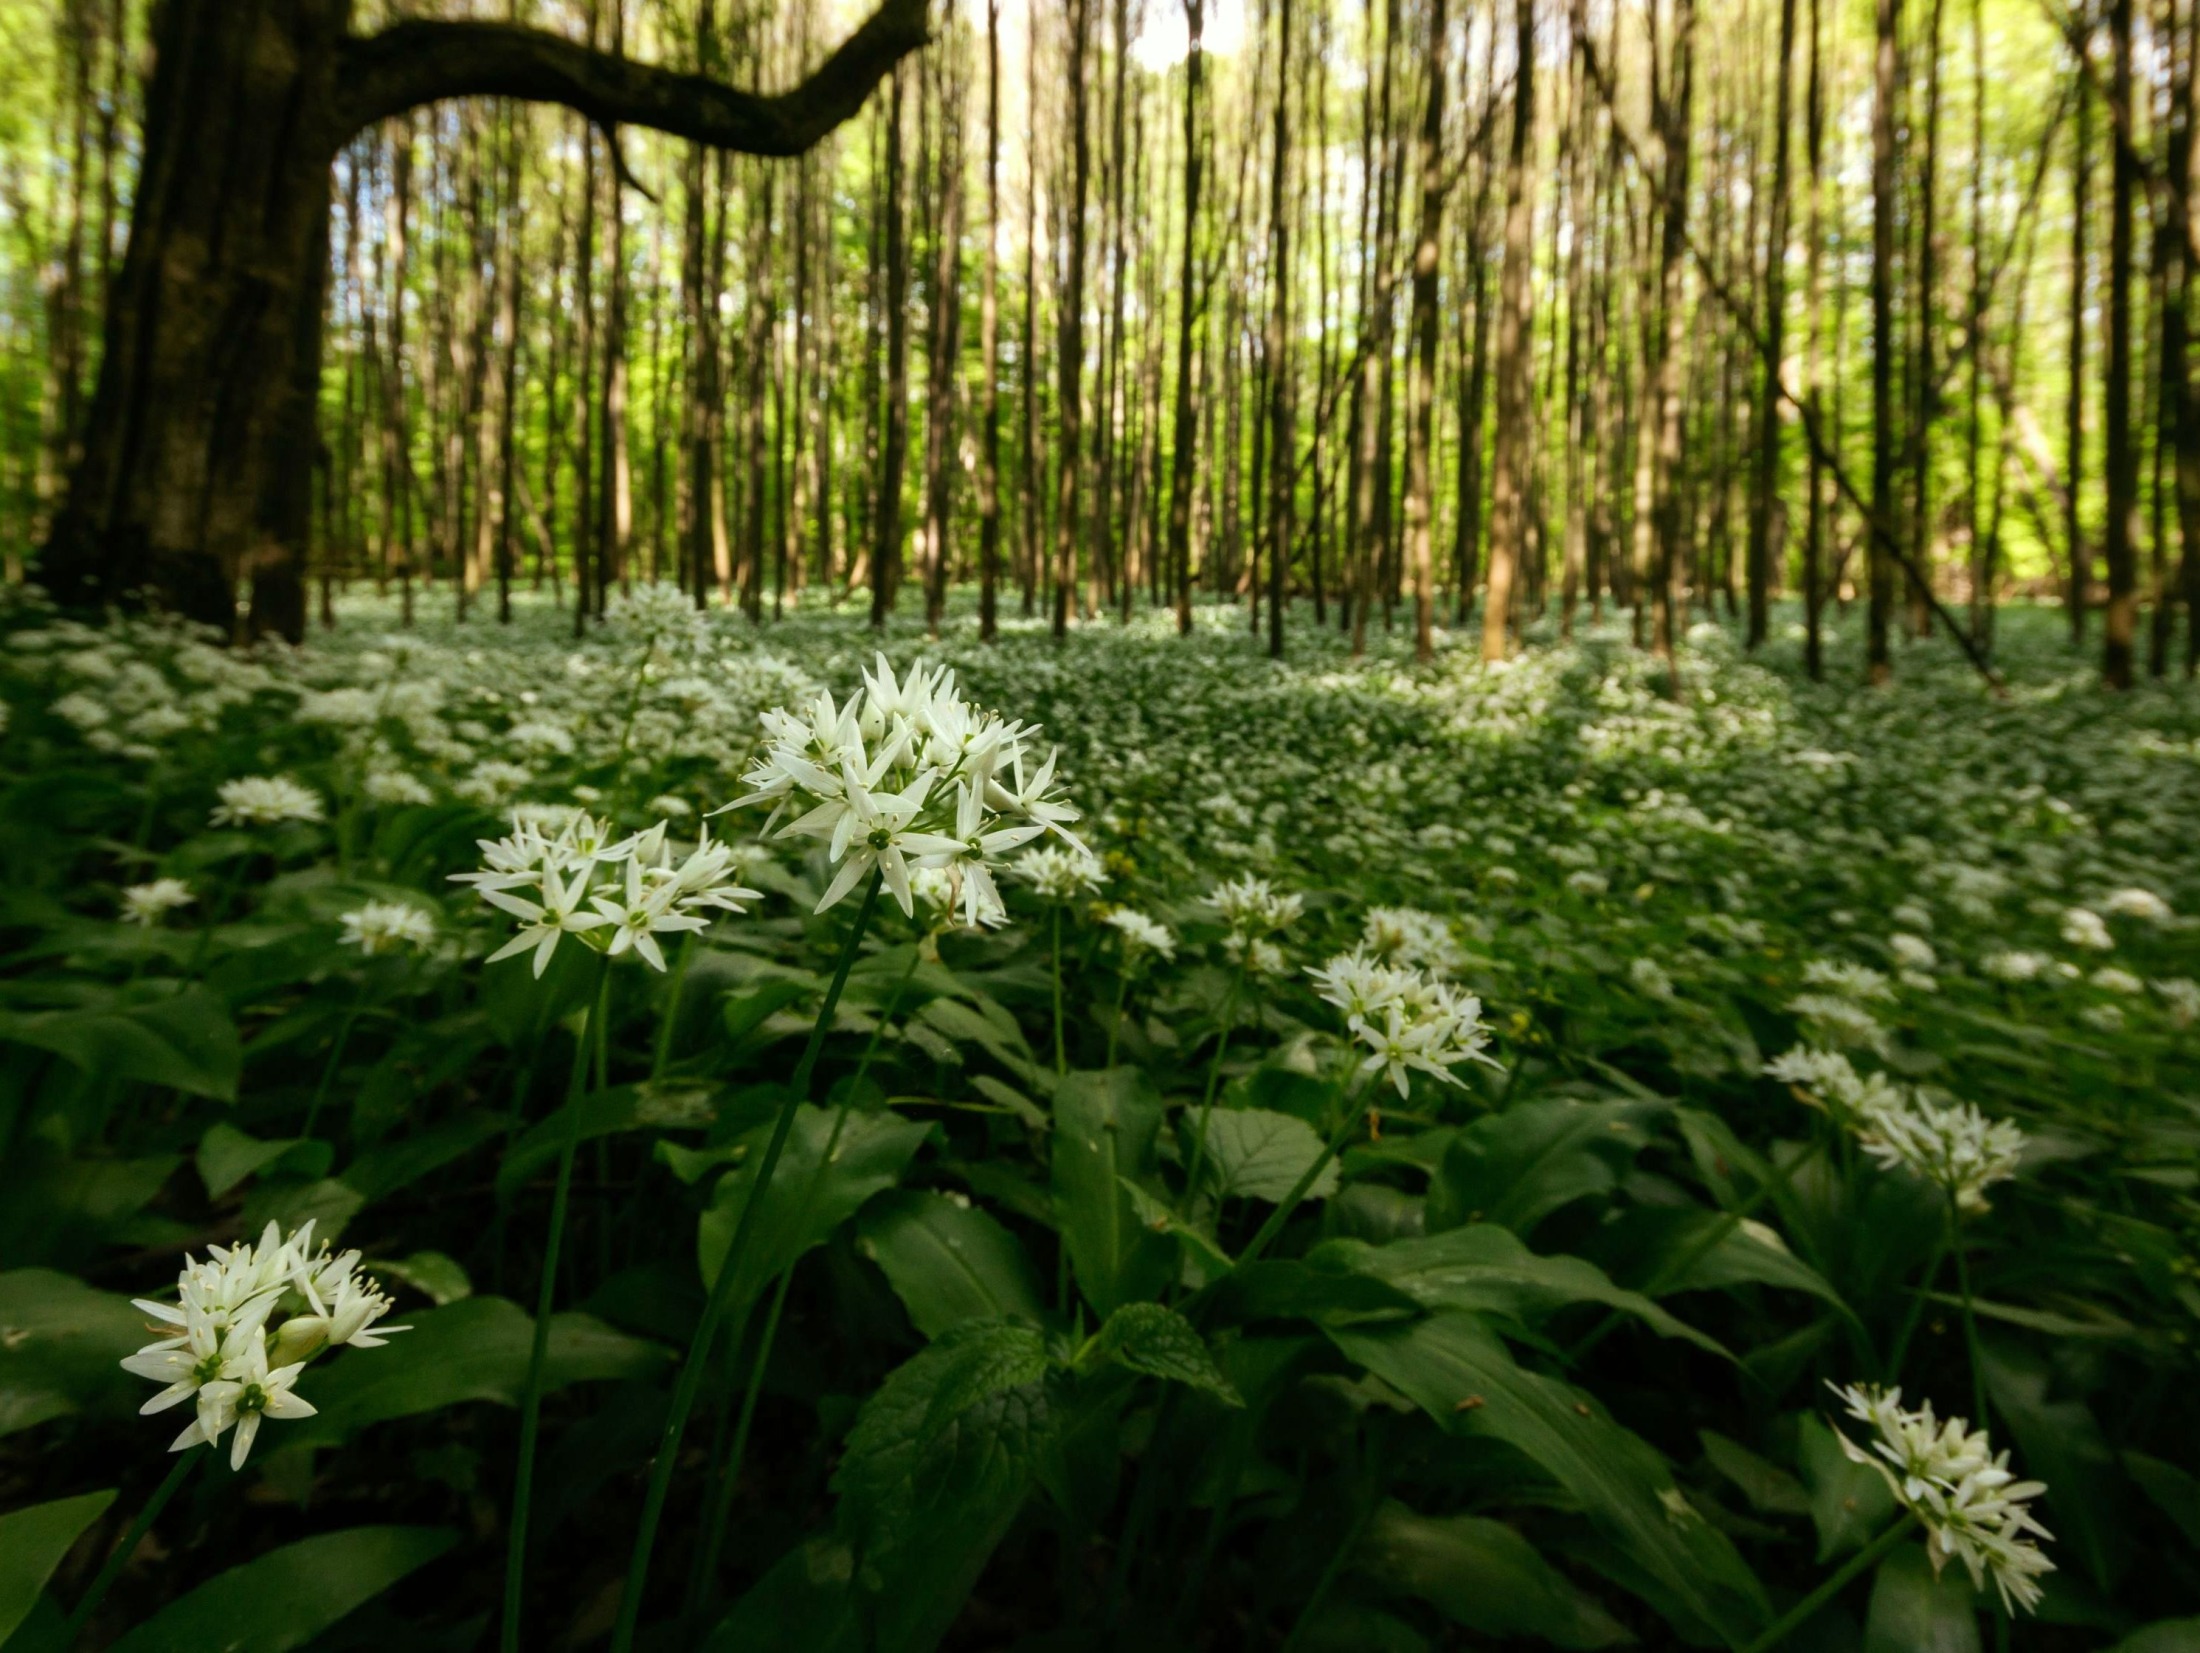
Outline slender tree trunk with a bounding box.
[873,68,909,626]
[2069,36,2093,644]
[1748,0,1798,648]
[1053,0,1093,639]
[1265,0,1295,658]
[1868,0,1901,680]
[2103,0,2140,685]
[979,0,1003,641]
[1404,0,1449,660]
[1484,0,1537,663]
[1169,0,1207,635]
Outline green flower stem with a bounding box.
[683,940,922,1624]
[1885,1225,1949,1382]
[185,854,251,975]
[1051,905,1067,1073]
[1104,969,1130,1069]
[650,932,697,1080]
[301,978,374,1140]
[609,870,883,1653]
[56,1447,202,1648]
[1740,1515,1915,1653]
[1948,1194,1990,1428]
[501,952,612,1653]
[1178,968,1247,1212]
[1234,1080,1368,1273]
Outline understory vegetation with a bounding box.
[1,591,2197,1651]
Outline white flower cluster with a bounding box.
[1103,907,1176,962]
[210,775,325,829]
[1308,951,1499,1099]
[122,1221,405,1471]
[1829,1382,2055,1614]
[339,900,438,956]
[453,815,758,975]
[1017,844,1108,903]
[2061,907,2114,951]
[120,878,194,926]
[734,653,1082,928]
[1765,1048,2025,1213]
[1210,875,1303,976]
[1361,906,1464,975]
[2101,887,2173,924]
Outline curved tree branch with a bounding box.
[335,0,930,155]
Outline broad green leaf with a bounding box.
[0,1489,115,1644]
[342,1111,506,1205]
[1699,1429,1810,1516]
[1426,1099,1667,1237]
[0,1269,148,1438]
[697,1105,930,1307]
[832,1319,1054,1653]
[857,1189,1045,1338]
[1051,1068,1174,1317]
[915,996,1040,1082]
[1980,1342,2129,1593]
[367,1250,472,1305]
[0,985,241,1102]
[1328,1309,1768,1646]
[1197,1108,1341,1203]
[0,1153,181,1270]
[1355,1499,1631,1648]
[274,1297,668,1453]
[723,978,817,1048]
[2125,1452,2200,1549]
[494,1085,715,1204]
[2108,1622,2200,1653]
[198,1122,324,1200]
[1593,1207,1847,1310]
[106,1526,455,1653]
[1798,1412,1898,1562]
[702,1538,860,1653]
[1314,1226,1727,1357]
[1862,1543,1980,1653]
[1087,1302,1242,1404]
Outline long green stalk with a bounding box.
[609,871,882,1653]
[1739,1515,1914,1653]
[1948,1195,1990,1427]
[55,1448,202,1648]
[1051,905,1067,1072]
[500,953,611,1653]
[1178,968,1247,1210]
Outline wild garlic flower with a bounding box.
[1229,936,1290,977]
[1630,957,1676,1000]
[1016,844,1108,903]
[363,768,435,807]
[1103,907,1177,963]
[120,878,195,926]
[1209,875,1304,941]
[1309,950,1499,1099]
[1829,1383,2054,1614]
[2101,887,2172,924]
[2093,967,2144,995]
[452,815,758,976]
[1854,1092,2027,1214]
[732,653,1082,921]
[1983,949,2051,983]
[210,775,325,828]
[2061,908,2114,951]
[122,1221,404,1471]
[1890,933,1938,972]
[339,900,437,956]
[1787,992,1887,1053]
[1801,959,1894,1001]
[1362,906,1464,974]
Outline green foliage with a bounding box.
[0,1489,114,1644]
[103,1527,456,1653]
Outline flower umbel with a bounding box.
[1309,950,1499,1099]
[210,776,325,828]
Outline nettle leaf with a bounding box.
[1051,1068,1174,1317]
[1315,1226,1728,1358]
[1355,1499,1631,1649]
[274,1297,668,1454]
[857,1189,1046,1339]
[1426,1099,1668,1238]
[0,1269,148,1438]
[1328,1308,1768,1647]
[1087,1302,1243,1405]
[0,984,241,1101]
[1798,1411,1898,1562]
[1862,1542,1981,1653]
[832,1319,1055,1653]
[105,1526,455,1653]
[697,1105,930,1306]
[0,1488,116,1644]
[1197,1108,1341,1203]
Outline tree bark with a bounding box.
[1483,0,1536,663]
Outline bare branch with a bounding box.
[336,0,930,155]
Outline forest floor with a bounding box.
[2,587,2197,1650]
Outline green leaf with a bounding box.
[494,1086,716,1204]
[198,1122,324,1200]
[105,1526,455,1653]
[1354,1499,1631,1649]
[1980,1341,2130,1593]
[832,1320,1054,1653]
[1087,1302,1242,1404]
[1699,1429,1810,1517]
[342,1111,506,1206]
[1798,1412,1898,1563]
[1592,1208,1848,1311]
[367,1251,472,1306]
[1051,1068,1174,1317]
[856,1190,1045,1339]
[1314,1226,1727,1358]
[0,985,241,1102]
[0,1490,115,1644]
[1426,1099,1667,1238]
[697,1105,930,1307]
[2125,1452,2200,1549]
[1198,1108,1341,1203]
[274,1298,669,1454]
[722,978,817,1049]
[0,1269,148,1438]
[1862,1543,1980,1653]
[2107,1622,2200,1653]
[702,1538,859,1653]
[1327,1309,1767,1646]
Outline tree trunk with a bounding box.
[979,0,1004,642]
[1168,0,1207,635]
[1053,0,1093,640]
[1404,0,1448,660]
[1869,0,1901,680]
[873,69,910,626]
[1483,0,1536,663]
[2103,0,2139,685]
[1748,0,1798,648]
